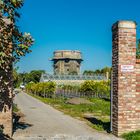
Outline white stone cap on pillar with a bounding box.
[112,20,136,29]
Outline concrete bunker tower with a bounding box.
[52,50,83,75]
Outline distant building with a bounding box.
[52,50,83,75]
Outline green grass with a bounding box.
[122,131,140,140]
[29,93,110,132]
[13,103,19,113]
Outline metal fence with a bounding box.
[40,73,107,82]
[29,88,110,100]
[54,89,110,99]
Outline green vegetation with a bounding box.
[80,80,110,98]
[59,84,80,90]
[0,1,33,137]
[13,70,45,88]
[0,1,34,69]
[26,80,110,99]
[29,93,110,132]
[136,39,140,59]
[26,82,56,98]
[0,0,34,90]
[22,70,45,84]
[25,75,111,132]
[14,66,111,88]
[13,103,19,113]
[83,67,111,78]
[122,130,140,140]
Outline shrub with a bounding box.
[59,84,80,90]
[80,80,110,98]
[26,82,56,98]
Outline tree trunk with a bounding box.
[0,66,13,137]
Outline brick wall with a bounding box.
[135,59,140,130]
[136,59,140,92]
[112,21,139,136]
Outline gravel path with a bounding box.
[13,92,123,140]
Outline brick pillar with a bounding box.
[135,59,140,130]
[136,59,140,93]
[112,21,138,136]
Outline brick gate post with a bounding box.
[112,21,138,136]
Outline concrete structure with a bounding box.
[52,50,83,75]
[112,20,140,136]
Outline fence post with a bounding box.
[44,87,45,98]
[106,72,109,80]
[110,71,113,132]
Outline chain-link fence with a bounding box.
[55,88,110,100]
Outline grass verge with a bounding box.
[13,103,20,113]
[122,130,140,140]
[29,93,110,132]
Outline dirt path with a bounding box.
[13,92,122,140]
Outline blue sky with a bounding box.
[17,0,140,73]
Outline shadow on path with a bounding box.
[0,134,13,140]
[13,113,33,133]
[84,117,111,133]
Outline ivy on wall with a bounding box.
[136,39,140,59]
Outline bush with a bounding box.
[80,80,110,98]
[59,84,80,91]
[26,82,56,98]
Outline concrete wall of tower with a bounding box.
[52,50,83,75]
